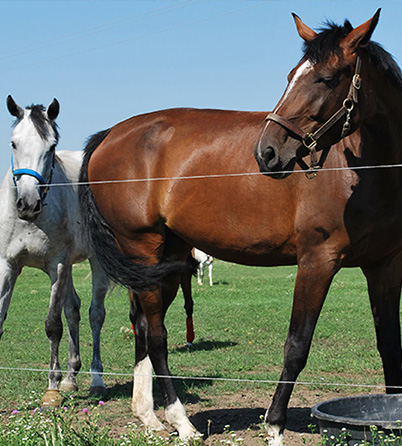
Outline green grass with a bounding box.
[0,260,391,444]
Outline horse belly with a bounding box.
[164,189,298,266]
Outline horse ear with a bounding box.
[47,98,60,121]
[292,13,317,42]
[344,20,354,33]
[6,95,23,118]
[341,9,381,53]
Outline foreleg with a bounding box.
[265,250,340,445]
[362,256,402,393]
[0,260,19,339]
[45,263,69,391]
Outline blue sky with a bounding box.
[0,1,399,179]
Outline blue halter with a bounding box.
[11,154,54,199]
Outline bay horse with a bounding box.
[0,96,109,401]
[78,9,400,445]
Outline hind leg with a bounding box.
[130,290,166,431]
[60,270,81,392]
[180,266,195,345]
[88,256,108,394]
[124,232,197,439]
[139,283,197,438]
[208,258,213,286]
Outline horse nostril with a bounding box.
[34,200,42,215]
[16,198,24,213]
[263,146,279,169]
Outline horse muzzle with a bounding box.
[255,142,297,180]
[16,196,42,221]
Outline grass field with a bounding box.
[0,260,391,444]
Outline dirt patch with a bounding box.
[102,384,359,445]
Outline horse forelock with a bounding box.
[302,20,402,91]
[13,104,60,144]
[302,21,349,63]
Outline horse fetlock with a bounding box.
[59,377,79,392]
[132,403,166,432]
[165,399,198,440]
[89,385,107,396]
[90,367,106,393]
[264,424,285,446]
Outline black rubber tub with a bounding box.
[311,394,402,445]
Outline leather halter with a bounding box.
[264,56,362,178]
[11,153,55,201]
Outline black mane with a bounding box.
[13,104,60,143]
[303,19,402,91]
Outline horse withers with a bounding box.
[78,9,402,445]
[0,96,109,402]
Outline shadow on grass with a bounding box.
[79,373,215,406]
[190,406,312,438]
[173,340,238,353]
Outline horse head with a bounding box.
[255,9,381,179]
[7,95,60,221]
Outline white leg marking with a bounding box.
[165,399,198,440]
[132,356,166,431]
[265,423,285,446]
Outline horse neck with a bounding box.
[360,62,402,164]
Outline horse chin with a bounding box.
[17,210,40,222]
[258,158,296,180]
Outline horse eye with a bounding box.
[10,141,16,150]
[316,75,340,90]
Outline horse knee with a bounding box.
[45,316,63,341]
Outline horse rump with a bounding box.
[78,130,191,294]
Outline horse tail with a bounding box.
[79,129,190,294]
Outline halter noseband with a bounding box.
[11,153,55,201]
[264,56,362,179]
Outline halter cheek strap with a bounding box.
[264,56,362,179]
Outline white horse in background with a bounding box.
[0,96,109,402]
[193,248,213,286]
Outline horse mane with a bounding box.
[303,20,402,91]
[12,104,60,143]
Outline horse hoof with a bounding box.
[59,381,79,392]
[41,389,63,409]
[89,385,107,396]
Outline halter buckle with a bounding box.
[302,133,317,150]
[305,165,321,180]
[343,98,354,112]
[352,73,361,90]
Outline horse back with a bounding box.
[87,108,331,265]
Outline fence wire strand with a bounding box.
[0,365,391,390]
[10,161,402,190]
[4,160,402,393]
